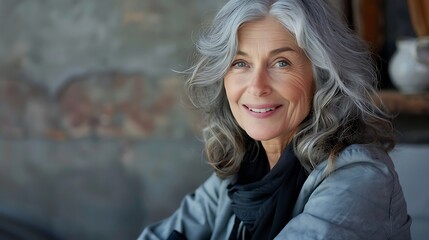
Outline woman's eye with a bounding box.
[275,60,289,68]
[232,61,248,68]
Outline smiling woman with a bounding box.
[137,0,411,239]
[224,17,314,168]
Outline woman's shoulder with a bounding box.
[294,144,397,213]
[313,143,395,177]
[204,172,235,186]
[337,143,393,166]
[301,144,399,207]
[285,144,411,239]
[199,172,235,198]
[328,143,396,186]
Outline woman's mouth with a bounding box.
[244,104,281,118]
[248,107,275,113]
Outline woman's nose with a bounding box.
[247,68,272,97]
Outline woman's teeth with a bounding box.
[249,108,275,113]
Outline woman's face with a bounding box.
[224,17,314,148]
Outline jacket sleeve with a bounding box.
[137,173,224,240]
[275,153,411,240]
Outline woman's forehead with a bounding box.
[237,17,299,50]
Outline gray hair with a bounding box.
[185,0,395,178]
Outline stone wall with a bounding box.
[0,0,224,239]
[0,138,209,239]
[0,72,201,140]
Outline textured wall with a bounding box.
[0,138,209,239]
[0,0,225,239]
[0,0,226,93]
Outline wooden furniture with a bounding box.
[377,90,429,143]
[377,90,429,115]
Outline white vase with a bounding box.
[389,37,429,94]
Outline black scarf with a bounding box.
[227,142,307,240]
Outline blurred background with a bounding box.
[0,0,427,239]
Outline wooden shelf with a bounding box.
[375,91,429,143]
[377,90,429,115]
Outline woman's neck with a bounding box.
[261,141,288,169]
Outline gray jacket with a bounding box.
[138,144,412,239]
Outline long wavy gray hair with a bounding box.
[185,0,395,178]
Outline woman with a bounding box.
[138,0,411,239]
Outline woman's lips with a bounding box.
[243,104,282,118]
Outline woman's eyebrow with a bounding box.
[236,47,295,57]
[236,50,249,57]
[269,47,295,56]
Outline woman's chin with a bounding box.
[245,131,277,142]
